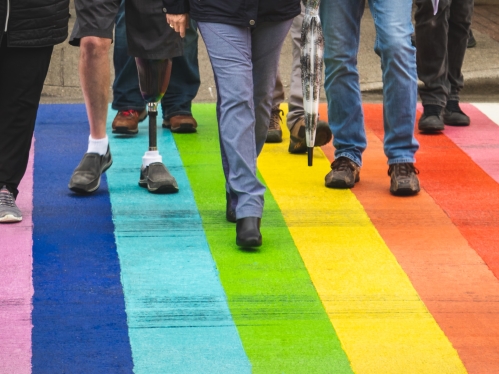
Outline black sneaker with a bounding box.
[266,105,283,143]
[68,146,113,194]
[418,105,444,133]
[443,100,470,126]
[325,157,360,189]
[0,186,22,223]
[388,163,420,196]
[139,162,179,194]
[288,118,332,154]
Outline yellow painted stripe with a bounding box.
[257,107,466,373]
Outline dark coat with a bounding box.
[162,0,301,28]
[0,0,69,48]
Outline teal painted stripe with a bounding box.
[105,107,251,373]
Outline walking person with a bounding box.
[320,0,421,196]
[0,0,69,222]
[165,0,301,247]
[415,0,474,132]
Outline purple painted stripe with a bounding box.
[0,139,34,374]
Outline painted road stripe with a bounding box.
[441,103,499,184]
[336,104,499,373]
[257,104,466,373]
[106,107,251,373]
[174,104,353,373]
[0,140,34,374]
[31,104,134,372]
[396,105,499,280]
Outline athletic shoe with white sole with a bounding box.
[0,185,22,223]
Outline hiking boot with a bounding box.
[467,29,476,48]
[443,100,470,126]
[112,109,147,135]
[266,105,283,143]
[288,118,332,154]
[68,147,113,194]
[325,157,360,189]
[0,186,22,223]
[418,105,444,133]
[388,163,420,196]
[162,114,197,133]
[139,162,179,194]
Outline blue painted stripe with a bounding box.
[32,104,134,373]
[106,106,251,373]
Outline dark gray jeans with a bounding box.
[415,0,474,107]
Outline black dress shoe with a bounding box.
[226,192,236,223]
[236,217,262,247]
[68,146,113,194]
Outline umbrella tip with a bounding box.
[307,147,313,166]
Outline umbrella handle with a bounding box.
[308,147,313,166]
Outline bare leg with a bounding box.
[79,37,112,139]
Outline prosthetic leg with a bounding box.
[135,58,179,193]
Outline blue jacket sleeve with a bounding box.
[162,0,190,14]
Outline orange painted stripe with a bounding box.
[320,103,499,372]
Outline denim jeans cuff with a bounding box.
[387,158,416,165]
[162,110,193,120]
[336,153,362,168]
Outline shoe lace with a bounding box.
[446,100,464,114]
[424,105,443,117]
[0,187,16,207]
[331,157,355,172]
[388,163,419,177]
[269,107,284,131]
[120,109,138,117]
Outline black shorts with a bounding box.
[69,0,183,59]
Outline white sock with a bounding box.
[142,150,162,168]
[87,135,109,156]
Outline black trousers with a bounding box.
[415,0,474,107]
[0,38,53,198]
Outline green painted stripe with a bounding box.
[174,104,353,373]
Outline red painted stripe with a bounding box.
[0,140,34,374]
[320,103,499,372]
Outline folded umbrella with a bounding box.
[301,0,324,166]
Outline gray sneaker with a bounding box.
[68,146,113,194]
[0,186,22,223]
[388,163,420,196]
[325,157,360,189]
[139,162,179,194]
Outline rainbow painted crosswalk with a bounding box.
[1,103,498,373]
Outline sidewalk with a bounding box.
[40,2,499,104]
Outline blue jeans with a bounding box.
[320,0,419,166]
[112,0,200,119]
[198,20,292,219]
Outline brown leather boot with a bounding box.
[112,109,147,135]
[162,115,198,133]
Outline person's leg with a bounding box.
[68,0,120,193]
[111,0,147,134]
[320,0,366,167]
[265,70,285,143]
[161,18,200,133]
[198,22,266,221]
[443,0,474,126]
[370,0,420,195]
[0,40,53,221]
[251,20,294,155]
[415,0,451,108]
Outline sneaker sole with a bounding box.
[68,159,113,194]
[0,214,22,223]
[390,186,420,196]
[138,180,179,194]
[444,122,470,127]
[266,130,282,143]
[112,127,139,135]
[163,122,197,133]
